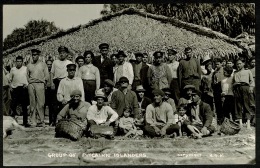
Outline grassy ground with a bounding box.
[3,116,255,166]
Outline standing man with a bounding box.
[178,47,202,91]
[9,56,29,126]
[3,67,11,116]
[92,43,113,87]
[78,51,100,103]
[27,48,49,127]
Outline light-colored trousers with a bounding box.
[28,83,45,124]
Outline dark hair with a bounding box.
[83,50,95,60]
[75,56,85,63]
[236,58,245,63]
[178,104,187,110]
[214,58,222,63]
[223,66,234,74]
[110,54,118,59]
[249,57,255,62]
[123,107,132,113]
[16,56,23,61]
[226,58,234,63]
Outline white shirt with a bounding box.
[167,61,179,79]
[114,61,134,84]
[9,66,28,88]
[221,76,233,96]
[57,76,85,102]
[87,105,118,124]
[51,59,72,79]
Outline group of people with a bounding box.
[2,42,255,140]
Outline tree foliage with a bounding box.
[4,19,61,50]
[101,3,255,38]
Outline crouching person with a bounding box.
[87,90,118,139]
[186,90,216,139]
[55,90,91,140]
[144,89,180,138]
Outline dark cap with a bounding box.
[116,51,127,58]
[153,51,164,58]
[191,90,201,97]
[135,52,144,58]
[58,46,69,53]
[118,76,129,84]
[184,47,192,53]
[167,49,177,55]
[99,43,109,49]
[31,48,41,53]
[152,89,165,97]
[162,88,172,95]
[66,63,77,69]
[104,79,114,87]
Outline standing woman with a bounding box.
[75,55,85,77]
[78,51,100,103]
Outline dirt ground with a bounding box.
[3,116,255,166]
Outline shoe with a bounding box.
[36,123,46,127]
[23,123,31,127]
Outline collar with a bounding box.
[66,76,76,80]
[85,64,93,68]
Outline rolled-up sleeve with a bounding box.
[106,106,119,123]
[57,104,69,121]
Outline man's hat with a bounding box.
[66,63,77,69]
[70,89,82,97]
[152,89,165,97]
[31,48,41,53]
[136,85,146,92]
[134,52,144,58]
[167,49,177,55]
[162,88,172,95]
[116,51,127,58]
[58,46,69,53]
[118,76,129,84]
[191,90,201,97]
[183,85,196,90]
[104,79,114,87]
[184,47,192,53]
[153,51,164,58]
[202,54,212,65]
[99,43,109,49]
[94,90,107,101]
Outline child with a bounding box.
[221,66,235,122]
[175,104,189,137]
[118,108,143,139]
[233,59,255,129]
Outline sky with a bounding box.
[3,4,104,39]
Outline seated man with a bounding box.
[87,90,119,138]
[186,90,216,138]
[145,89,180,137]
[96,79,118,106]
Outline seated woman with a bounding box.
[55,89,91,140]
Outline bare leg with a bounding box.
[187,125,202,139]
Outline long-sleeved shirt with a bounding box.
[9,66,28,88]
[167,61,179,79]
[114,61,134,85]
[57,101,91,126]
[27,60,49,84]
[77,64,100,89]
[57,76,85,102]
[3,68,9,86]
[212,67,225,84]
[221,76,233,96]
[133,62,143,81]
[51,59,72,79]
[165,98,176,113]
[87,105,118,125]
[146,102,175,127]
[233,68,255,87]
[110,89,139,118]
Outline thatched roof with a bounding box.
[3,8,247,66]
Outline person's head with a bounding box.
[118,76,129,89]
[153,51,164,66]
[58,46,69,61]
[111,54,119,66]
[214,58,223,70]
[223,66,233,77]
[95,90,107,107]
[222,59,227,67]
[69,89,82,109]
[135,52,144,63]
[46,60,53,71]
[31,49,41,63]
[191,90,201,104]
[116,51,127,64]
[226,59,234,68]
[123,107,132,118]
[103,79,114,93]
[205,62,213,72]
[66,64,76,79]
[142,53,149,63]
[67,54,74,62]
[250,57,255,68]
[236,59,245,71]
[183,85,196,98]
[178,104,187,116]
[152,89,165,104]
[99,43,109,57]
[184,47,192,59]
[135,85,146,100]
[162,88,172,101]
[83,50,95,64]
[167,49,177,62]
[75,56,85,67]
[15,56,23,69]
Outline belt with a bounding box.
[233,82,249,88]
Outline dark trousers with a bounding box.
[45,87,56,125]
[53,78,63,125]
[83,80,96,103]
[144,124,180,137]
[222,95,235,121]
[201,93,214,111]
[170,78,180,104]
[181,77,201,91]
[212,83,222,122]
[10,86,29,125]
[3,86,11,116]
[233,85,255,121]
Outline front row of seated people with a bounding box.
[56,79,216,139]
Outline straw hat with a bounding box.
[136,85,146,92]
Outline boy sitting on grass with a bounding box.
[175,104,189,137]
[118,107,143,139]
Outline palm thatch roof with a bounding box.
[3,8,250,66]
